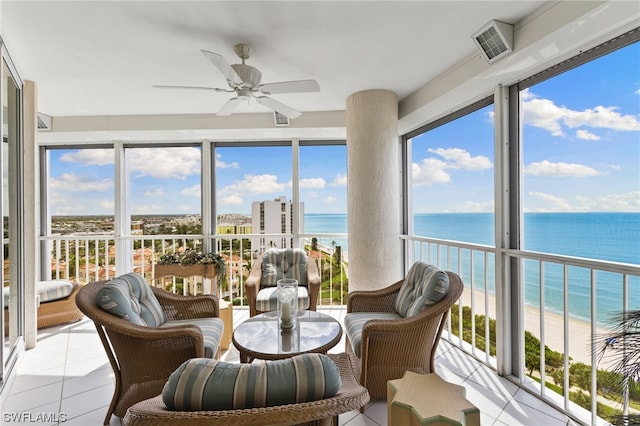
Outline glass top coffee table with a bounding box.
[232,310,343,362]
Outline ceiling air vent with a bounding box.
[274,111,290,126]
[472,20,513,63]
[37,113,52,131]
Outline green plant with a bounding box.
[596,310,640,425]
[158,249,227,277]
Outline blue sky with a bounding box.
[412,40,639,213]
[48,41,638,217]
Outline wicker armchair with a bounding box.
[75,280,222,425]
[345,267,464,399]
[122,352,370,426]
[245,248,321,317]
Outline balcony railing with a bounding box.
[42,232,349,308]
[402,234,640,425]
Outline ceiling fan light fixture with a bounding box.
[472,20,513,63]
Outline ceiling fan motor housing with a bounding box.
[230,64,262,89]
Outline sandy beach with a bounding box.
[459,289,607,365]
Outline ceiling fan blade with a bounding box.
[259,79,320,95]
[217,97,244,116]
[201,50,243,87]
[152,84,230,92]
[255,96,302,119]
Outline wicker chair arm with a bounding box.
[346,279,403,313]
[245,257,263,291]
[152,287,219,320]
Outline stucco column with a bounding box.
[346,89,402,292]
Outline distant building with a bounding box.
[251,196,304,252]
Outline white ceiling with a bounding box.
[1,1,546,118]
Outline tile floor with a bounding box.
[1,308,579,425]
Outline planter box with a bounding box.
[153,263,219,280]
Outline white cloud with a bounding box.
[428,148,492,170]
[144,188,164,197]
[575,191,640,212]
[523,160,600,177]
[324,196,338,204]
[50,173,113,192]
[127,147,201,179]
[219,194,244,205]
[527,191,640,212]
[300,178,326,189]
[217,174,287,206]
[412,158,450,186]
[331,174,347,186]
[575,129,600,140]
[181,184,201,197]
[222,174,285,195]
[215,153,239,169]
[452,200,494,212]
[522,88,640,136]
[60,149,113,166]
[413,147,492,186]
[529,191,573,211]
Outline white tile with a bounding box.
[59,383,114,421]
[457,376,511,420]
[496,397,569,426]
[2,381,63,412]
[508,388,571,424]
[6,373,63,395]
[465,362,519,399]
[362,400,387,425]
[61,366,114,399]
[339,409,360,425]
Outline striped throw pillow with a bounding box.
[162,353,342,411]
[394,262,449,318]
[261,248,308,287]
[97,272,167,327]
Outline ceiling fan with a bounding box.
[153,44,320,119]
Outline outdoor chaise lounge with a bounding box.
[3,279,83,335]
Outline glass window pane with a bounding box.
[521,41,640,265]
[215,145,292,250]
[48,148,115,230]
[126,146,202,234]
[410,104,495,245]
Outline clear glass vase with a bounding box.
[277,278,298,329]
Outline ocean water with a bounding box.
[304,212,640,325]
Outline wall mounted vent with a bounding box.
[472,20,513,63]
[274,111,290,126]
[37,113,52,131]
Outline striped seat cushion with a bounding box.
[37,280,75,303]
[160,317,224,358]
[162,353,342,411]
[255,285,310,312]
[3,280,75,306]
[96,272,167,327]
[344,312,402,357]
[261,248,308,287]
[394,262,449,318]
